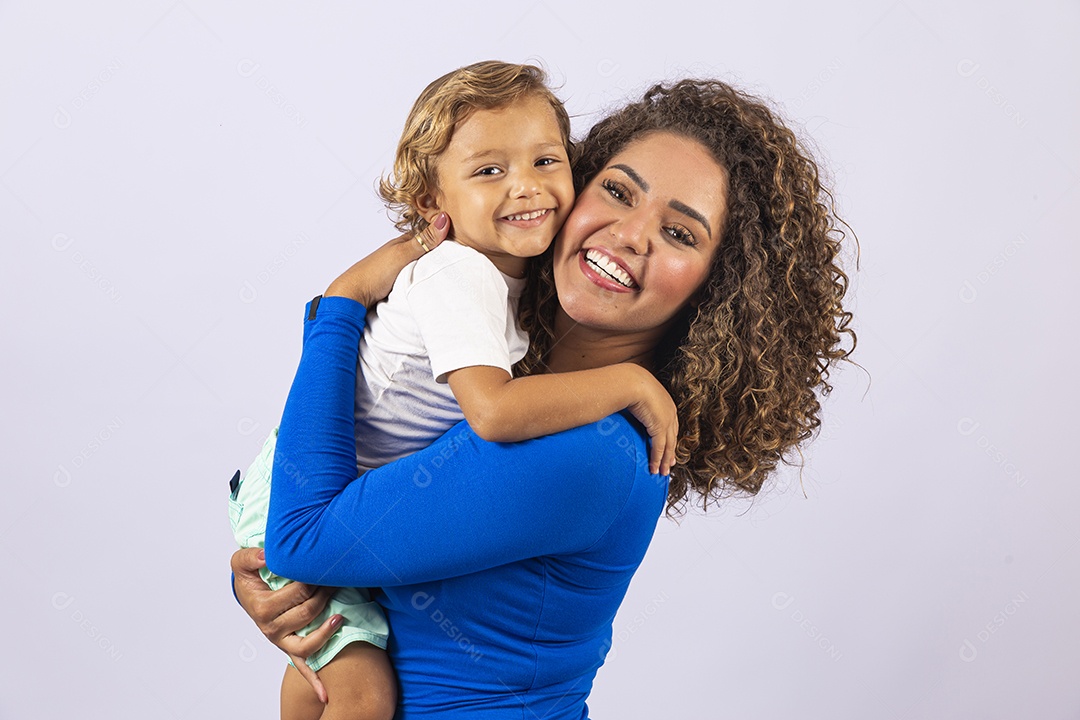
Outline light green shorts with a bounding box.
[229,427,389,671]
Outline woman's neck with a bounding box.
[543,307,664,374]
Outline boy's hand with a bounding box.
[325,213,451,308]
[624,367,678,476]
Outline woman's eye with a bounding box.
[601,179,629,203]
[666,225,696,246]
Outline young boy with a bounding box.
[230,61,678,720]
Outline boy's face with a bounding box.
[421,95,574,277]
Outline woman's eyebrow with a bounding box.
[610,164,649,191]
[611,162,712,238]
[669,199,712,239]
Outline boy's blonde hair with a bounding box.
[378,60,572,234]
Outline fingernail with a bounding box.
[258,549,265,561]
[330,614,343,628]
[434,213,448,230]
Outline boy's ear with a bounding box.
[416,193,440,222]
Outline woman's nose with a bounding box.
[609,210,650,255]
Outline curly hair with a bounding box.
[378,60,573,234]
[515,79,856,513]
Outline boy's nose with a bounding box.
[510,169,542,198]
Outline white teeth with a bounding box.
[585,249,636,288]
[505,209,548,221]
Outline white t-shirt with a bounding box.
[353,241,529,472]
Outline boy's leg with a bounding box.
[280,643,396,720]
[237,431,394,718]
[281,663,326,720]
[317,642,396,720]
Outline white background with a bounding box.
[2,1,1077,718]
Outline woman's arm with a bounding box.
[230,219,452,692]
[265,295,649,588]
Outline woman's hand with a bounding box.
[230,547,340,703]
[325,213,451,308]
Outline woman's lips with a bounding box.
[577,249,639,293]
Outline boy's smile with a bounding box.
[420,95,574,278]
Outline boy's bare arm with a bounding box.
[446,364,677,475]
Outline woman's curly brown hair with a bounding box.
[515,79,856,513]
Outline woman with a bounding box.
[232,78,854,718]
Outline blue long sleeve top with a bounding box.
[265,295,668,719]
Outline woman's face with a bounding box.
[553,131,728,336]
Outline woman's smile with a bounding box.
[579,247,639,292]
[553,131,729,336]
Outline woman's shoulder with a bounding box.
[540,413,668,556]
[512,412,665,524]
[517,411,649,470]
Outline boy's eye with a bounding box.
[476,166,502,176]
